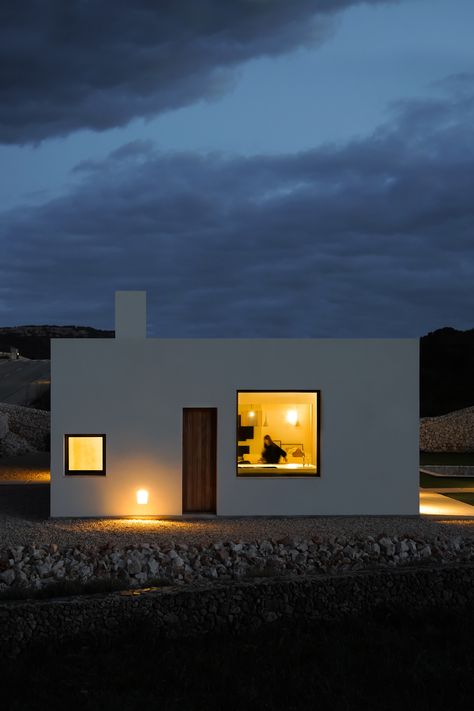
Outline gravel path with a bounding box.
[1,454,474,548]
[1,492,473,548]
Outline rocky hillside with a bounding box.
[420,406,474,453]
[0,325,114,360]
[0,403,50,456]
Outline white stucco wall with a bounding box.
[50,337,419,517]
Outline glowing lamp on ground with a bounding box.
[136,489,149,505]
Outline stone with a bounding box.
[398,540,409,555]
[148,558,160,575]
[37,563,51,577]
[0,568,15,585]
[9,546,24,563]
[378,537,395,557]
[342,545,357,560]
[126,559,142,575]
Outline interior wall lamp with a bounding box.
[286,409,299,426]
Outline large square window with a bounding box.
[65,434,106,476]
[237,392,319,477]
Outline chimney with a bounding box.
[115,291,147,339]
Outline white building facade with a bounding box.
[50,292,419,517]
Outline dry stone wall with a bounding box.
[420,406,474,452]
[1,535,473,593]
[1,563,474,659]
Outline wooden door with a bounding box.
[182,408,217,513]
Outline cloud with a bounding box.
[0,0,398,144]
[0,75,473,337]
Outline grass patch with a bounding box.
[420,471,474,489]
[441,492,474,507]
[0,576,170,602]
[420,452,474,465]
[1,605,473,710]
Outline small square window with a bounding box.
[65,435,106,476]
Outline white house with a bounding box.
[50,291,419,517]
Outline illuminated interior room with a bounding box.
[237,391,319,476]
[65,434,106,476]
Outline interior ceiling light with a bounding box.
[286,410,299,426]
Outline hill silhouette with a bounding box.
[420,327,474,417]
[1,325,473,417]
[0,325,114,360]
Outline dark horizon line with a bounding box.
[1,324,474,339]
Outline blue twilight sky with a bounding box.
[0,0,473,336]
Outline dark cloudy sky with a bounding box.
[1,0,473,337]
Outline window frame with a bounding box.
[64,434,107,476]
[236,390,321,478]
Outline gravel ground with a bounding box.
[1,454,474,548]
[0,491,473,548]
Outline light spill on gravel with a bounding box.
[1,514,474,549]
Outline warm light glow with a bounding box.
[136,489,149,505]
[68,436,103,471]
[112,518,197,529]
[420,491,474,516]
[237,391,318,477]
[286,409,298,426]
